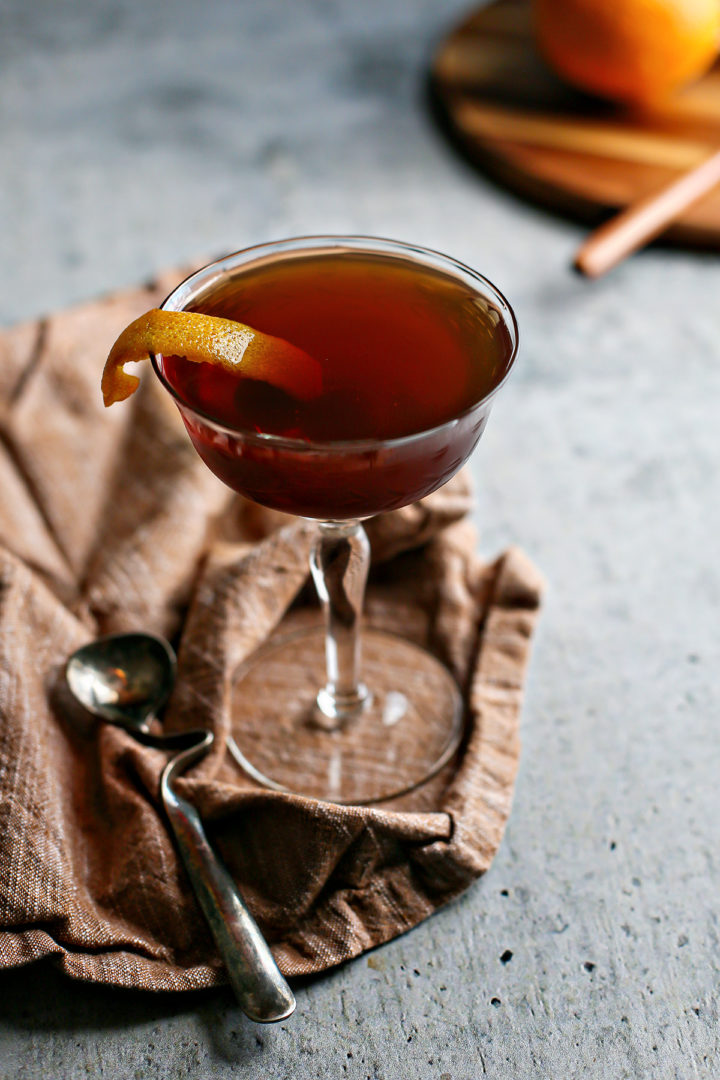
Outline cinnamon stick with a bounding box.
[574,148,720,277]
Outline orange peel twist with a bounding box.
[101,308,322,407]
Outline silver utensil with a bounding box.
[66,632,295,1023]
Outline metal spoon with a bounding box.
[66,632,295,1023]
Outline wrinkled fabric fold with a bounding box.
[0,269,543,989]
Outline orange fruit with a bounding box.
[534,0,720,105]
[101,308,321,407]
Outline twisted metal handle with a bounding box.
[154,730,296,1023]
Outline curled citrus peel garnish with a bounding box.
[101,308,322,407]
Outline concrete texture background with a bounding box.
[1,1,718,1077]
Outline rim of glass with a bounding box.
[150,234,519,452]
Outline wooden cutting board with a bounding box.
[432,0,720,246]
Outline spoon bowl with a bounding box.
[66,633,176,733]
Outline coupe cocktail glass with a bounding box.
[151,236,518,804]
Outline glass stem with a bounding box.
[310,520,370,725]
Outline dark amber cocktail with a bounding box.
[151,237,518,804]
[156,243,514,519]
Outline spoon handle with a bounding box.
[160,739,296,1023]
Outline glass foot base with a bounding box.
[228,627,463,805]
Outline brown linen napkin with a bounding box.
[0,268,543,989]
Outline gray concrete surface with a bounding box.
[1,1,718,1077]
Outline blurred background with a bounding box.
[2,0,526,321]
